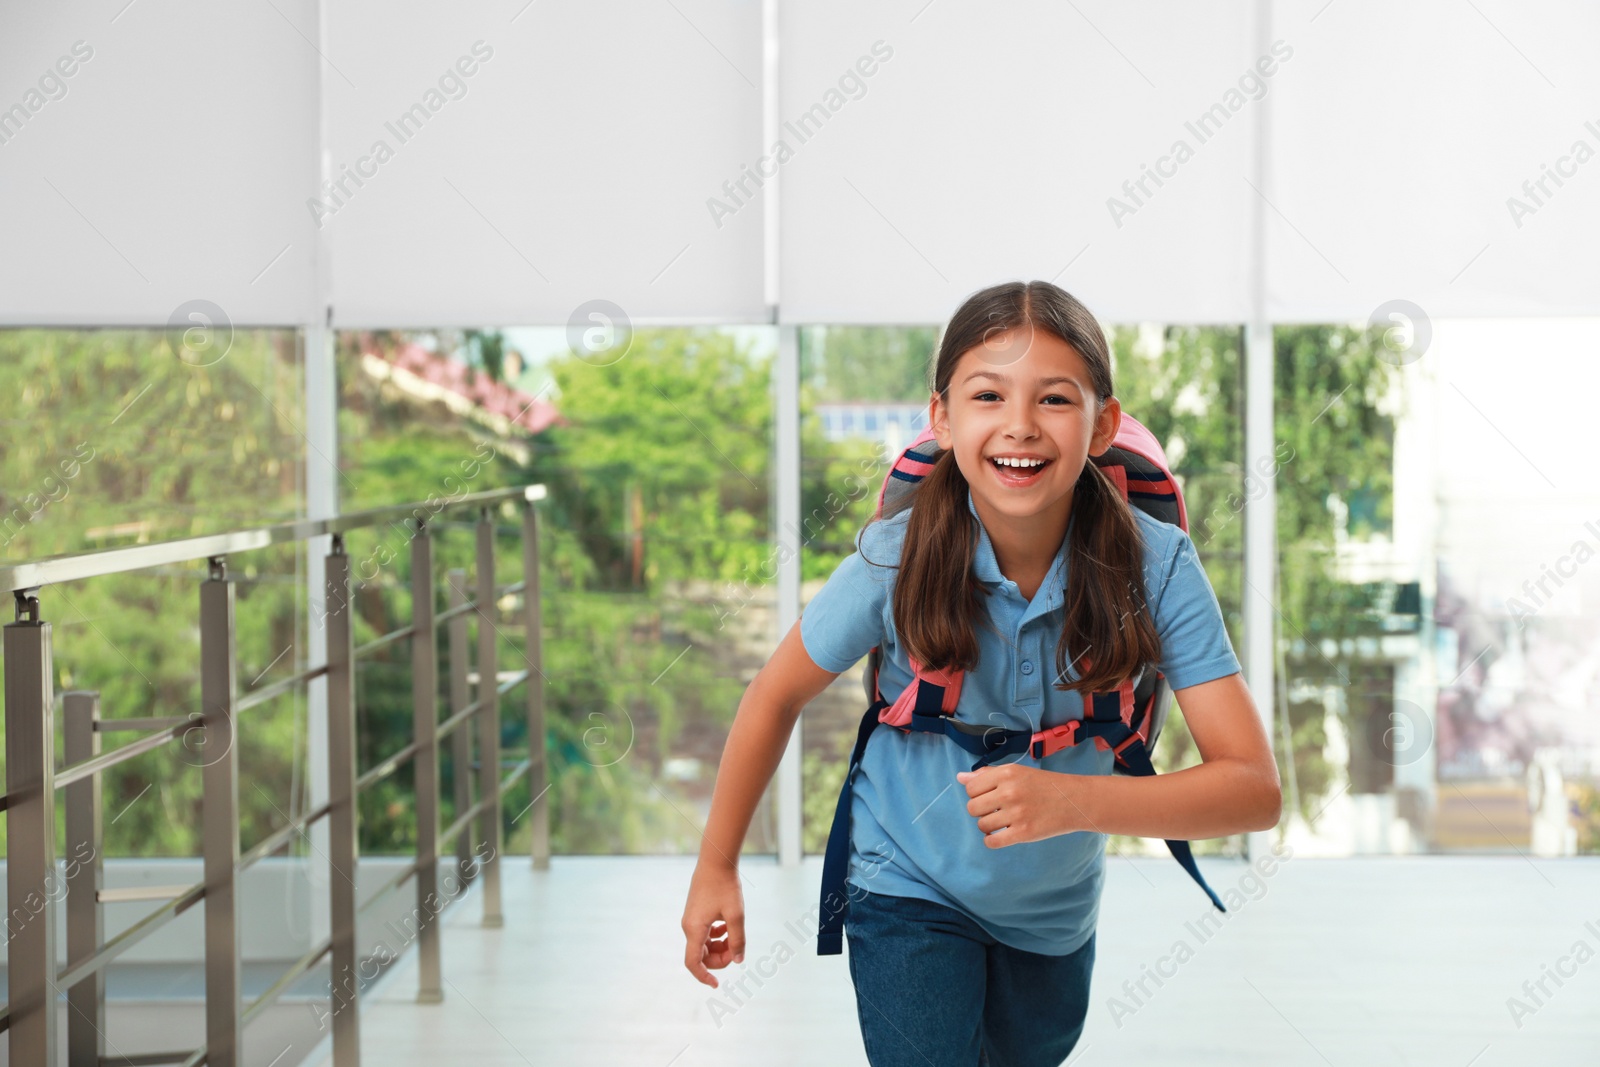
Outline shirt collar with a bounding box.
[966,489,1006,584]
[965,487,1073,611]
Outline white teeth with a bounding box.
[991,457,1045,468]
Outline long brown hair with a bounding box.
[860,280,1161,694]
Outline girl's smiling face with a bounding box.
[928,324,1121,531]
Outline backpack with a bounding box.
[817,413,1226,956]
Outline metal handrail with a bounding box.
[499,760,533,797]
[112,1051,199,1067]
[97,885,195,904]
[44,671,326,795]
[1,484,550,1067]
[0,484,546,593]
[54,881,207,993]
[356,739,421,792]
[241,939,333,1027]
[95,716,189,733]
[46,674,310,792]
[235,663,330,713]
[440,797,492,848]
[237,801,334,872]
[435,696,488,743]
[354,622,416,659]
[437,670,531,744]
[441,754,529,864]
[434,598,478,626]
[359,590,500,645]
[356,857,421,915]
[53,717,192,791]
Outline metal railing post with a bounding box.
[64,690,105,1067]
[325,540,362,1064]
[200,557,242,1067]
[5,590,59,1066]
[447,568,475,888]
[410,521,444,1003]
[476,509,504,927]
[522,502,549,869]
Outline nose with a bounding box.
[1002,395,1039,442]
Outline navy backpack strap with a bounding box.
[1110,735,1226,912]
[817,700,887,955]
[906,677,1030,770]
[1077,683,1227,914]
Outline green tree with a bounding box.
[807,325,937,404]
[0,327,308,857]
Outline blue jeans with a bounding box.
[845,886,1095,1067]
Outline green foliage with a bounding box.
[806,325,938,404]
[1272,325,1400,828]
[538,328,773,587]
[802,747,848,855]
[0,327,307,856]
[0,327,304,555]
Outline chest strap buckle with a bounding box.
[1029,719,1081,761]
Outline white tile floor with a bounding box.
[309,852,1600,1067]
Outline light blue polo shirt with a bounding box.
[800,487,1241,955]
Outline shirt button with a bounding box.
[1020,660,1034,675]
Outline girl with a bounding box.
[681,280,1280,1066]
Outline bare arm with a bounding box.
[682,617,842,986]
[696,617,842,871]
[1059,672,1282,839]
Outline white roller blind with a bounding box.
[324,0,767,328]
[0,1,319,327]
[6,1,1597,329]
[1265,0,1600,321]
[777,0,1264,325]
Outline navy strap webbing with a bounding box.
[816,702,886,955]
[1094,727,1227,913]
[1073,694,1227,914]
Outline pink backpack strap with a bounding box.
[877,656,964,728]
[874,438,942,520]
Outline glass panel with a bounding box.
[1269,322,1407,857]
[799,325,936,852]
[337,326,778,856]
[1279,318,1600,858]
[0,327,306,857]
[1109,325,1247,859]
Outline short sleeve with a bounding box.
[799,523,898,673]
[1148,528,1242,691]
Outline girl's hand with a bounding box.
[957,763,1089,847]
[681,862,746,987]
